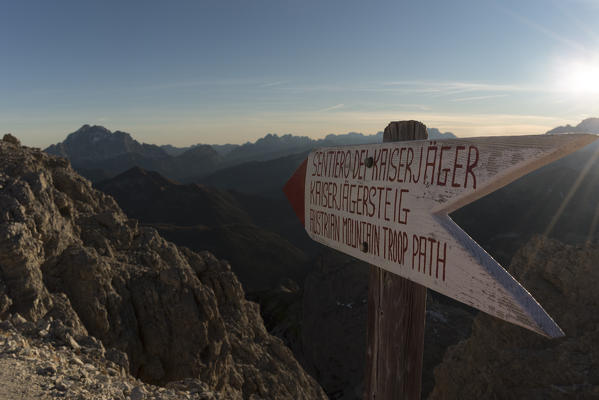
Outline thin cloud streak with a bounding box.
[131,78,289,92]
[318,104,345,112]
[381,80,534,94]
[451,94,510,102]
[267,80,543,99]
[119,79,551,101]
[260,81,287,88]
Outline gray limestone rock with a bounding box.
[2,133,20,146]
[0,138,326,399]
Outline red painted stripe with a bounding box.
[283,158,308,226]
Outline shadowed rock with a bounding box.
[0,137,326,399]
[430,236,599,399]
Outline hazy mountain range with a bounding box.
[44,125,456,183]
[163,128,455,160]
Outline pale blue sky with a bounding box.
[2,0,599,147]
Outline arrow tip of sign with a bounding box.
[546,324,566,339]
[283,158,308,225]
[531,308,565,339]
[435,215,566,339]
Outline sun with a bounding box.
[555,59,599,95]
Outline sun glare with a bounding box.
[555,59,599,95]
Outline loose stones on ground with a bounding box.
[0,313,218,399]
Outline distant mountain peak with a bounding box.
[69,124,114,140]
[107,166,178,187]
[75,123,108,132]
[546,117,599,134]
[121,165,146,175]
[177,144,218,158]
[427,127,457,139]
[44,125,168,165]
[577,117,599,132]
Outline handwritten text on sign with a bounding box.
[307,141,478,282]
[301,135,597,337]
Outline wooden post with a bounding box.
[364,121,428,400]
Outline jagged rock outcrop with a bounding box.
[430,236,599,399]
[0,136,326,399]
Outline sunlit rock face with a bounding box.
[430,236,599,399]
[0,136,326,399]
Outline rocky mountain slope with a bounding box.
[95,167,252,227]
[199,151,309,200]
[0,134,326,399]
[430,236,599,399]
[95,167,310,293]
[152,223,309,293]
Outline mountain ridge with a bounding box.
[44,125,457,183]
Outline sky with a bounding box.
[1,0,599,147]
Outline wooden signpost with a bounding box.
[283,120,598,399]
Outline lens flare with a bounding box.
[555,59,599,95]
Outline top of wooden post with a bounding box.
[384,120,428,142]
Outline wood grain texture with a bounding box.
[364,121,428,400]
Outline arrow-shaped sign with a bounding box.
[284,134,598,338]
